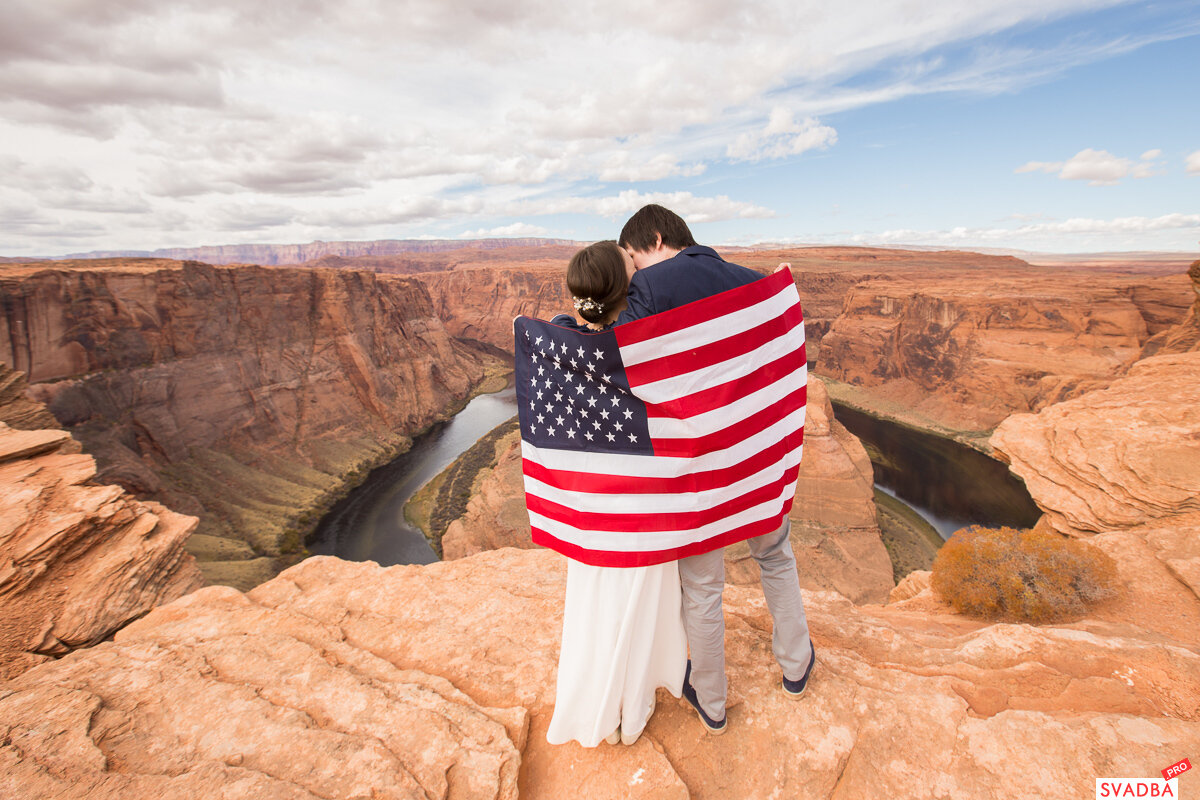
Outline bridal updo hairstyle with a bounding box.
[567,241,627,325]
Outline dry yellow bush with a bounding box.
[931,526,1118,623]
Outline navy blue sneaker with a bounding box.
[782,639,816,698]
[681,660,727,735]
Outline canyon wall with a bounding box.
[441,376,895,604]
[1,259,496,588]
[0,364,202,678]
[1141,258,1200,356]
[817,271,1194,434]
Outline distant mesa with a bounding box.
[39,238,584,266]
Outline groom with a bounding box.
[615,204,816,734]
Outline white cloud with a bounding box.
[1058,148,1132,185]
[726,109,838,162]
[866,212,1200,249]
[1017,148,1166,185]
[1187,150,1200,175]
[458,222,550,238]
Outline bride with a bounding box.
[543,240,687,747]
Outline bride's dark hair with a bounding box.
[567,241,628,324]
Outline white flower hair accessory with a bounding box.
[573,296,603,314]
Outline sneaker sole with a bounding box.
[680,697,727,735]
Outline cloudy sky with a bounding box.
[2,0,1198,257]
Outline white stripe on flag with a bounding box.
[646,365,807,439]
[521,406,806,478]
[618,282,801,366]
[528,479,799,551]
[632,324,805,403]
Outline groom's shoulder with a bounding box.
[649,245,762,289]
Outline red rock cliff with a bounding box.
[1,259,496,588]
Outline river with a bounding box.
[830,401,1042,539]
[307,386,520,566]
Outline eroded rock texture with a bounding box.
[817,274,1188,432]
[1,259,494,587]
[3,546,1196,799]
[991,351,1200,536]
[442,377,894,604]
[0,368,202,679]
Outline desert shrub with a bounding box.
[931,526,1118,623]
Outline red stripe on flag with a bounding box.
[645,347,807,419]
[623,303,803,387]
[530,508,793,568]
[614,268,795,348]
[526,464,801,533]
[650,385,807,457]
[522,428,804,495]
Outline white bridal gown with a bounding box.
[546,558,687,747]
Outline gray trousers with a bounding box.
[678,517,811,720]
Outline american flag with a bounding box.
[515,267,807,567]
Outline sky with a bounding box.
[2,0,1199,257]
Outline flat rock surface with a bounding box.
[3,546,1197,799]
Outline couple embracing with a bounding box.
[513,204,815,747]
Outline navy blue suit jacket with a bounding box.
[615,245,763,326]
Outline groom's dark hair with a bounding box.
[618,204,697,252]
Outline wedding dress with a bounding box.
[546,558,687,747]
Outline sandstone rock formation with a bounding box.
[0,367,202,679]
[442,377,895,604]
[1,259,497,588]
[991,351,1200,536]
[817,275,1188,433]
[3,545,1196,799]
[1141,258,1200,356]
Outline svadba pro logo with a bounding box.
[1096,759,1191,799]
[1095,779,1178,798]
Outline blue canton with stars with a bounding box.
[514,317,653,456]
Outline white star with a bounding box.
[556,416,565,426]
[554,391,563,402]
[585,362,595,372]
[535,336,543,346]
[585,373,595,382]
[567,429,576,439]
[600,410,609,420]
[599,385,608,395]
[569,359,578,369]
[629,433,638,443]
[544,379,552,388]
[614,422,623,432]
[530,425,536,434]
[623,409,633,419]
[593,348,604,359]
[536,390,543,399]
[547,427,556,437]
[530,377,537,387]
[584,431,593,441]
[545,403,554,412]
[593,421,601,430]
[587,397,597,407]
[576,385,585,394]
[580,409,589,418]
[525,330,531,339]
[529,401,536,410]
[553,358,561,369]
[539,349,546,357]
[537,366,545,376]
[564,372,574,383]
[601,374,611,383]
[611,397,620,407]
[537,414,545,423]
[606,432,616,442]
[561,341,569,354]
